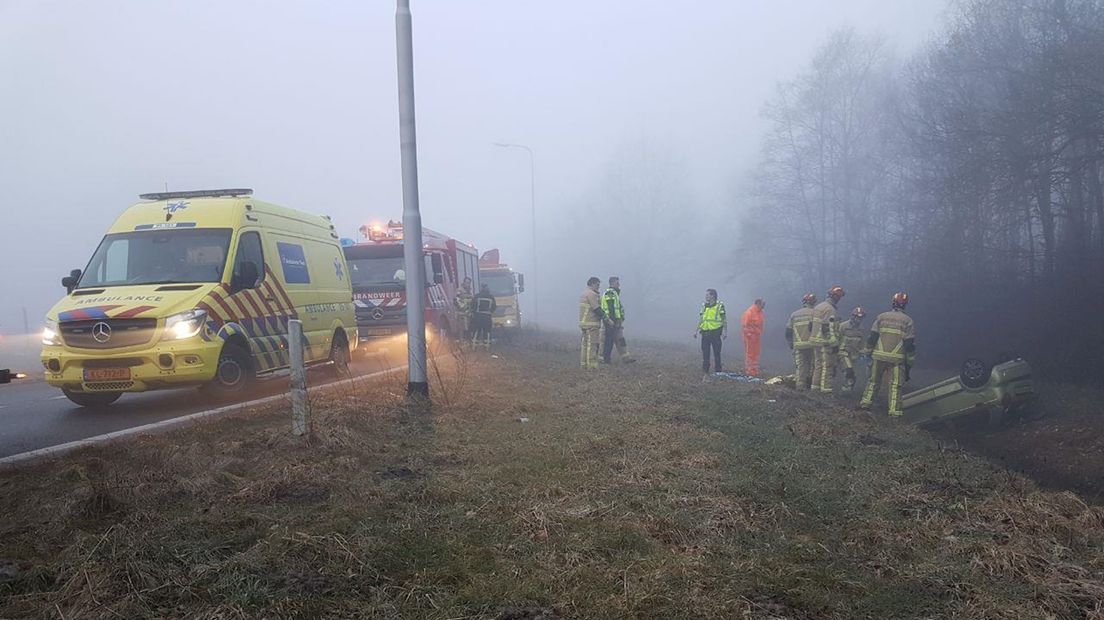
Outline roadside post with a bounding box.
[289,319,310,435]
[396,0,430,400]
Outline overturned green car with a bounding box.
[901,358,1035,427]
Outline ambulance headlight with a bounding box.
[164,309,207,340]
[42,320,61,346]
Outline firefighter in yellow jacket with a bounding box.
[454,277,474,339]
[785,293,817,390]
[810,286,845,393]
[860,292,916,417]
[838,307,868,393]
[578,276,604,369]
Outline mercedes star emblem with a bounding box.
[371,308,385,320]
[91,322,112,343]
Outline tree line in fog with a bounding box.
[740,0,1104,379]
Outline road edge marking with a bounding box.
[0,365,407,469]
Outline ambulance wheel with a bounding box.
[329,333,351,376]
[960,358,991,389]
[208,343,255,395]
[62,389,121,408]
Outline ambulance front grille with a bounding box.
[82,381,134,391]
[61,319,157,349]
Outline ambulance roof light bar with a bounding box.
[139,188,254,201]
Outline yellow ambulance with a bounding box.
[40,189,357,407]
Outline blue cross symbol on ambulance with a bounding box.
[334,258,344,281]
[163,201,189,214]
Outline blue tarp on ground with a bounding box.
[711,372,764,383]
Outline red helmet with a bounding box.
[828,286,845,300]
[892,292,909,309]
[851,307,866,319]
[802,293,817,306]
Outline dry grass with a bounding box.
[1,332,1102,619]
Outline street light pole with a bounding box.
[493,142,538,327]
[396,0,429,399]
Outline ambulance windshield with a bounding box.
[79,229,233,288]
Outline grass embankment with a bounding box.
[1,334,1102,618]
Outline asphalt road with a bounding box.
[0,348,408,459]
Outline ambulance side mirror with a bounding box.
[517,274,525,293]
[62,269,82,294]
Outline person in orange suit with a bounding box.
[741,298,766,376]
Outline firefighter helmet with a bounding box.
[828,286,845,300]
[851,307,866,319]
[802,293,817,306]
[892,292,909,309]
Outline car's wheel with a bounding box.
[329,333,351,376]
[960,358,991,389]
[207,343,255,395]
[62,389,121,408]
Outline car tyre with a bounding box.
[207,343,255,396]
[329,333,351,376]
[959,358,991,389]
[62,389,121,408]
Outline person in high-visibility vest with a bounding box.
[471,283,497,349]
[740,298,766,376]
[578,276,604,369]
[785,293,817,389]
[601,276,634,364]
[693,288,727,374]
[860,292,916,416]
[811,285,845,393]
[838,307,869,393]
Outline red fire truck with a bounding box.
[342,220,480,344]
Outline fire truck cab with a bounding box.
[478,249,524,333]
[343,220,479,344]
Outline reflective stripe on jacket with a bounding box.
[839,322,867,356]
[579,288,602,328]
[811,299,839,346]
[699,301,726,331]
[788,306,816,349]
[869,309,915,363]
[603,288,624,322]
[474,293,496,315]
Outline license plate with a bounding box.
[83,368,131,382]
[366,328,393,336]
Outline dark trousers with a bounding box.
[602,324,627,363]
[701,329,722,373]
[603,325,617,363]
[472,314,492,341]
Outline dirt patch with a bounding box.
[932,382,1104,504]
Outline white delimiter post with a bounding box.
[396,0,429,399]
[289,319,310,435]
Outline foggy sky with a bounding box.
[0,1,946,339]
